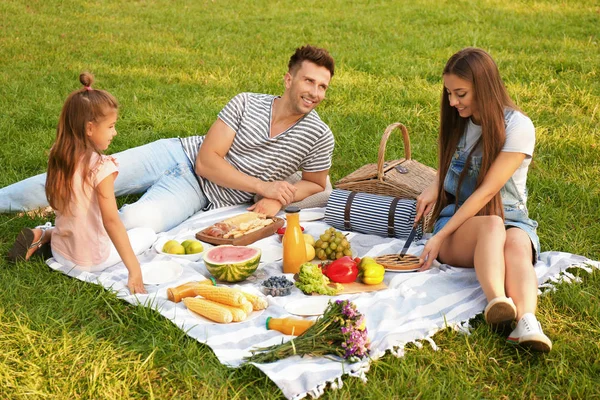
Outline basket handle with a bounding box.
[377,122,411,181]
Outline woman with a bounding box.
[416,48,551,352]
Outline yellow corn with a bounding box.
[213,301,248,322]
[194,285,248,307]
[167,279,215,303]
[183,297,233,323]
[239,300,254,315]
[242,292,268,311]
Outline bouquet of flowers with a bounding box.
[245,300,370,364]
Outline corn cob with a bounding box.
[210,300,248,322]
[242,292,268,311]
[167,279,216,303]
[194,285,248,307]
[183,297,233,323]
[239,300,253,315]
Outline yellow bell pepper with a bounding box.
[361,262,385,285]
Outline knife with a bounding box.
[398,224,419,260]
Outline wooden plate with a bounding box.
[196,217,284,246]
[374,254,421,271]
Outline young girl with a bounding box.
[416,48,552,352]
[8,73,156,294]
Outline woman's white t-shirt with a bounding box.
[464,109,535,203]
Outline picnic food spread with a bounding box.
[155,211,397,341]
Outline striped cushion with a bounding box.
[324,189,422,239]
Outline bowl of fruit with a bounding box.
[261,275,295,297]
[153,234,213,262]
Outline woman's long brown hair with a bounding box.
[431,47,520,224]
[45,72,118,214]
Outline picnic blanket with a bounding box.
[46,205,600,399]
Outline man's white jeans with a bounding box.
[0,138,208,233]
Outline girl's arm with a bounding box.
[97,172,147,294]
[420,151,526,269]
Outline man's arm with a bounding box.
[249,169,329,215]
[292,170,328,200]
[195,118,297,205]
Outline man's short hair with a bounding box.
[288,45,335,77]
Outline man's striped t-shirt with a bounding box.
[179,92,334,209]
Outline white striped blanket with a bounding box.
[46,205,599,399]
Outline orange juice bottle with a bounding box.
[282,206,306,274]
[266,317,315,336]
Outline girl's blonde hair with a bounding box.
[432,48,520,224]
[45,72,118,214]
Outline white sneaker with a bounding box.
[484,296,517,326]
[507,313,552,352]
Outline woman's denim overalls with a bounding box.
[433,134,541,259]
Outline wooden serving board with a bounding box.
[293,274,387,295]
[336,281,387,294]
[196,217,284,246]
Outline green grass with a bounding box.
[1,0,599,398]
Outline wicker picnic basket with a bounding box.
[336,122,437,200]
[335,122,437,231]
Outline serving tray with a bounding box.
[196,217,284,246]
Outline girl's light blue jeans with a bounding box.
[0,138,208,233]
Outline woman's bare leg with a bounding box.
[438,215,507,301]
[504,228,537,319]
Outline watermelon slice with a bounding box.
[203,245,262,282]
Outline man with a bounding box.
[0,45,335,233]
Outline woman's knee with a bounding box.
[504,229,533,264]
[474,215,506,238]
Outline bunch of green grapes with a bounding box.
[314,227,353,261]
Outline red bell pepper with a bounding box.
[322,256,359,283]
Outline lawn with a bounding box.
[1,0,599,398]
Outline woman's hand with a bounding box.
[128,270,147,295]
[415,181,438,224]
[418,234,444,271]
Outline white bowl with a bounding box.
[153,234,213,262]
